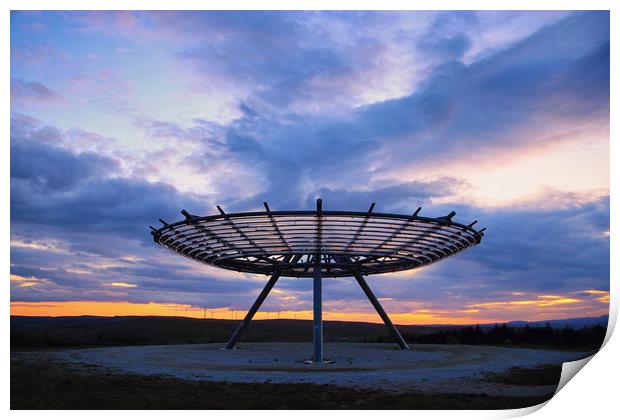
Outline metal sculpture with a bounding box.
[150,199,485,362]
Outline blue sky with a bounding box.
[10,11,609,323]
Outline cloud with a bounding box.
[164,11,437,112]
[10,42,67,67]
[305,178,465,213]
[417,12,477,61]
[11,139,118,192]
[11,79,63,105]
[157,11,609,213]
[66,69,137,114]
[373,194,610,306]
[352,11,609,172]
[10,114,205,241]
[470,195,610,281]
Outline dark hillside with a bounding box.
[11,315,607,351]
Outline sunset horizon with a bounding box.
[10,285,610,325]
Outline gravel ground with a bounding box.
[16,343,590,397]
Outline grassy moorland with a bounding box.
[483,365,562,387]
[10,316,606,351]
[10,357,555,410]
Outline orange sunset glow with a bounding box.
[10,287,609,324]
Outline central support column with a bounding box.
[313,254,323,362]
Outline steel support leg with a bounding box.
[225,272,281,349]
[313,256,323,362]
[352,271,410,350]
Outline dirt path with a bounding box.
[14,342,591,397]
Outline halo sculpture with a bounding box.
[150,199,485,362]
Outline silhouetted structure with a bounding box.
[151,199,485,362]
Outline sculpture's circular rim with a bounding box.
[151,208,485,278]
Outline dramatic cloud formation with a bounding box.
[10,11,609,323]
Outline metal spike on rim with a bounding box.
[181,209,198,222]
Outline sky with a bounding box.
[10,10,610,324]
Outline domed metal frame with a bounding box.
[150,199,485,362]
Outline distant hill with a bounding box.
[500,315,609,329]
[10,316,420,348]
[10,314,608,350]
[393,315,609,329]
